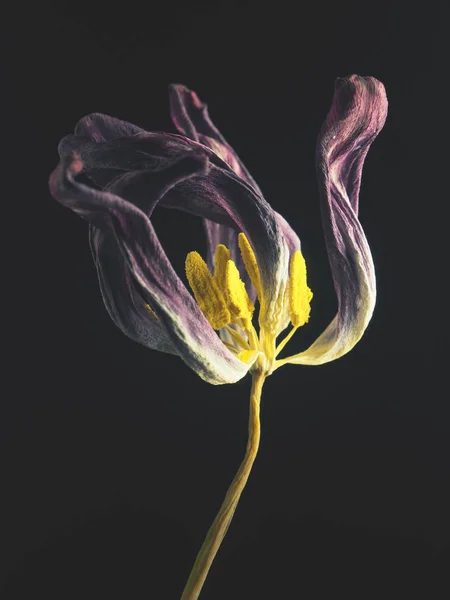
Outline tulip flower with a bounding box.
[49,74,387,599]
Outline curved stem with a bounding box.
[180,369,266,600]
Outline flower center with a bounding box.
[185,233,312,374]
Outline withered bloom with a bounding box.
[49,75,387,599]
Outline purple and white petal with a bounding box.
[284,75,387,365]
[91,152,208,355]
[89,227,177,354]
[49,155,250,385]
[58,131,289,333]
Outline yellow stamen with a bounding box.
[289,250,313,327]
[213,244,230,291]
[225,259,254,330]
[185,251,231,330]
[238,233,262,299]
[185,239,310,371]
[275,325,298,356]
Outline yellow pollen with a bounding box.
[238,233,262,299]
[289,250,313,327]
[185,251,231,330]
[213,244,230,291]
[225,259,254,329]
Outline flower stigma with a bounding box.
[185,233,313,376]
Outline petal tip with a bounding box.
[169,83,203,108]
[319,73,388,156]
[333,74,388,118]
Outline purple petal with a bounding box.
[169,84,299,317]
[57,131,206,188]
[89,227,177,355]
[57,130,289,331]
[90,152,208,355]
[169,84,262,193]
[168,83,265,286]
[75,112,145,141]
[275,212,301,256]
[285,75,388,366]
[160,165,290,328]
[49,154,249,385]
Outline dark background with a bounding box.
[2,1,447,598]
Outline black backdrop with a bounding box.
[2,1,447,598]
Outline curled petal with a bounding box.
[169,84,262,193]
[58,130,289,333]
[49,154,249,385]
[89,227,177,355]
[169,84,297,327]
[283,75,388,366]
[74,112,145,141]
[57,131,207,188]
[89,154,206,355]
[163,166,289,331]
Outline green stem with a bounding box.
[180,369,266,600]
